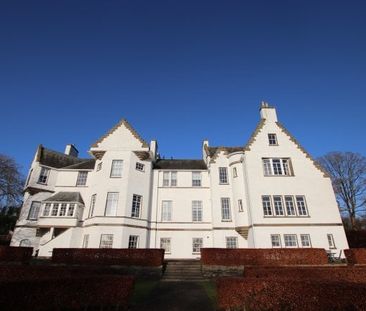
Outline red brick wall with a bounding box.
[0,246,33,263]
[344,248,366,265]
[52,248,164,266]
[201,248,328,266]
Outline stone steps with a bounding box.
[162,260,205,282]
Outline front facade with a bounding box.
[11,103,349,258]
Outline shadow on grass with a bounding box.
[131,280,160,305]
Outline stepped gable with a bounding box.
[154,159,207,170]
[36,145,94,169]
[43,192,84,204]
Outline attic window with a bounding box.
[136,162,145,172]
[268,134,278,145]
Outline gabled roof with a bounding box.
[153,159,207,170]
[36,145,94,170]
[133,151,152,161]
[91,119,148,148]
[43,192,85,204]
[243,119,266,151]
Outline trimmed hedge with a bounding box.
[244,265,366,283]
[346,230,366,248]
[0,275,134,311]
[52,248,164,266]
[201,248,328,266]
[345,248,366,265]
[217,277,366,311]
[0,246,33,263]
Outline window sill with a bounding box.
[221,220,232,222]
[36,182,48,186]
[219,183,229,185]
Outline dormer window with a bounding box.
[38,167,50,184]
[268,133,278,146]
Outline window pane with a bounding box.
[192,238,203,253]
[160,238,171,253]
[105,192,119,216]
[263,159,272,176]
[271,234,281,247]
[128,235,139,249]
[226,237,238,248]
[76,171,88,186]
[268,133,277,145]
[272,159,282,175]
[131,194,142,218]
[262,196,272,216]
[89,194,97,218]
[51,203,59,216]
[284,234,297,247]
[110,160,123,177]
[163,172,169,186]
[221,198,231,221]
[68,203,75,217]
[170,171,177,186]
[300,234,311,247]
[219,167,228,184]
[296,196,308,216]
[38,167,50,184]
[28,201,41,220]
[273,196,284,216]
[59,203,67,216]
[43,203,51,217]
[100,234,113,248]
[162,201,172,221]
[192,172,201,186]
[285,196,296,216]
[192,200,203,222]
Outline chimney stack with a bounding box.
[259,101,278,122]
[65,144,79,157]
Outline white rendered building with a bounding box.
[11,103,349,258]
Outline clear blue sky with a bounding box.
[1,0,365,175]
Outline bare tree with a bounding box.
[0,154,24,210]
[318,152,366,230]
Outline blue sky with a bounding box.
[1,0,365,174]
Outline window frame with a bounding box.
[192,171,202,187]
[271,234,282,248]
[160,237,171,254]
[76,171,88,186]
[284,196,297,216]
[268,133,278,146]
[161,200,172,222]
[273,196,285,216]
[296,196,309,216]
[89,194,97,218]
[233,167,238,178]
[221,197,232,221]
[262,195,273,216]
[284,234,298,248]
[37,167,50,185]
[131,194,142,218]
[104,192,119,216]
[128,235,139,249]
[43,203,51,217]
[300,234,312,248]
[262,158,293,176]
[219,167,228,184]
[28,201,41,220]
[99,234,113,248]
[192,237,203,254]
[327,234,336,249]
[110,160,123,178]
[136,162,145,172]
[192,200,203,222]
[82,234,89,248]
[238,199,244,212]
[226,237,238,248]
[96,162,102,171]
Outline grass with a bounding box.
[131,280,159,304]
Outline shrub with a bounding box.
[345,248,366,265]
[0,246,33,263]
[52,248,164,266]
[0,275,135,311]
[217,277,366,311]
[201,248,328,266]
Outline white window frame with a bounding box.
[160,238,171,254]
[238,199,243,212]
[219,167,228,184]
[28,201,41,220]
[226,237,238,248]
[110,160,123,178]
[161,200,172,221]
[43,203,51,217]
[128,235,139,249]
[296,196,308,216]
[262,196,273,216]
[37,167,50,184]
[192,172,202,187]
[51,203,59,216]
[300,234,311,248]
[105,192,119,216]
[262,158,293,176]
[76,171,88,186]
[284,196,296,216]
[67,203,75,217]
[163,171,177,187]
[131,194,142,218]
[284,234,298,248]
[327,234,336,249]
[89,194,97,218]
[59,203,67,216]
[136,162,145,172]
[82,234,89,248]
[221,197,232,221]
[192,238,203,254]
[271,234,282,248]
[268,133,278,145]
[100,234,113,248]
[273,196,284,216]
[192,200,203,222]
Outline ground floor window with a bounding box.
[99,234,113,248]
[284,234,298,247]
[327,234,336,249]
[128,235,139,249]
[192,238,203,253]
[160,238,171,254]
[271,234,281,247]
[300,234,311,247]
[226,237,238,248]
[82,234,89,248]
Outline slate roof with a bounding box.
[37,145,95,170]
[43,192,85,204]
[153,159,207,170]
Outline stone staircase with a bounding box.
[162,260,205,282]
